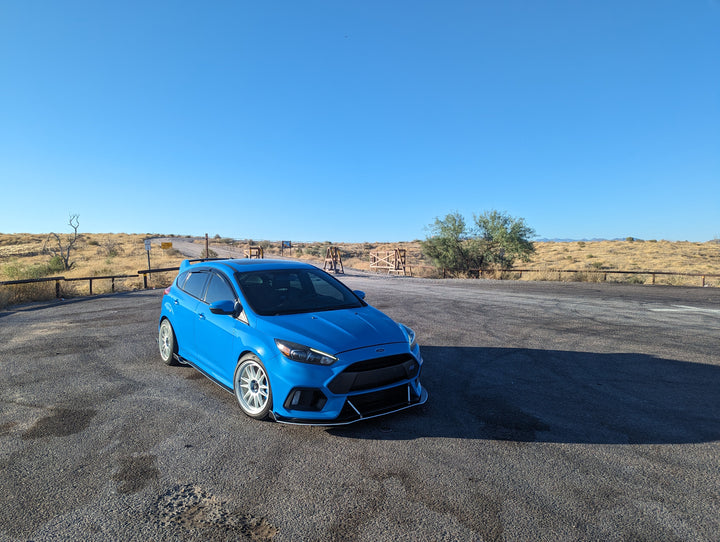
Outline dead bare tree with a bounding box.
[44,214,80,270]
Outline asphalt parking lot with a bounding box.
[1,274,719,541]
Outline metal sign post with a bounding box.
[144,240,152,277]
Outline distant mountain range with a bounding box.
[534,238,627,242]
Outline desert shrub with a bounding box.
[1,282,57,305]
[305,245,322,257]
[626,275,646,285]
[564,271,603,283]
[3,260,60,280]
[48,255,66,273]
[0,288,10,309]
[534,270,559,281]
[98,240,123,257]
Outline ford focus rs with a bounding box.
[158,259,427,424]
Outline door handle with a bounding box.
[198,313,206,320]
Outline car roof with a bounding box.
[180,258,317,274]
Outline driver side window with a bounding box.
[205,273,236,305]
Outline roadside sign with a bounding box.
[144,240,152,251]
[161,242,173,250]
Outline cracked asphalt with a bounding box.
[1,272,719,541]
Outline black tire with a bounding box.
[233,354,273,420]
[158,319,179,366]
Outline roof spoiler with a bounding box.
[180,258,228,272]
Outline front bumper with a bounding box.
[267,341,427,425]
[271,382,428,426]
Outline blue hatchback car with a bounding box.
[158,259,427,425]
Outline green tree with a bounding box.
[473,210,536,267]
[421,212,483,276]
[421,210,535,276]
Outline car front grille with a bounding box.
[348,384,411,417]
[327,354,420,394]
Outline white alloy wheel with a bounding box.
[159,319,178,366]
[234,355,272,419]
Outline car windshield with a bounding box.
[235,268,364,316]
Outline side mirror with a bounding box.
[209,300,236,315]
[354,290,366,300]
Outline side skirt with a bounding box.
[175,354,233,393]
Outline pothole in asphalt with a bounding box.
[154,483,277,540]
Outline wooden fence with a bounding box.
[0,258,229,302]
[2,262,719,305]
[432,267,720,287]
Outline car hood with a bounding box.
[255,305,407,355]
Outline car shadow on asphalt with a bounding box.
[330,346,720,444]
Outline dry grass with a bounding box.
[0,233,187,306]
[2,234,719,308]
[526,240,720,287]
[288,239,720,287]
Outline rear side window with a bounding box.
[181,271,209,299]
[176,271,189,289]
[205,273,236,304]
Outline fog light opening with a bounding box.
[284,388,328,411]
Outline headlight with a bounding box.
[399,324,417,349]
[275,339,338,366]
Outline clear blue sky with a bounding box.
[1,1,718,242]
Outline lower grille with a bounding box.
[328,354,419,394]
[347,384,411,417]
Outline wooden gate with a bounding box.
[323,246,344,274]
[244,246,264,259]
[370,248,410,276]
